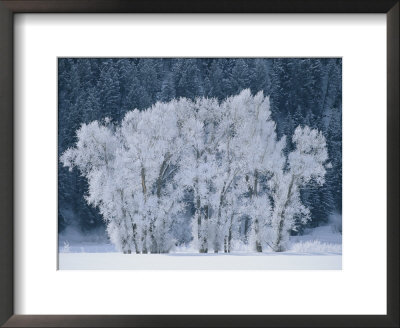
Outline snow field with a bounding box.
[59,252,341,270]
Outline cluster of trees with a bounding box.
[58,58,341,239]
[61,90,329,253]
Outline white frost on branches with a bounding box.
[61,89,330,253]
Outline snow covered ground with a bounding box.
[58,225,341,270]
[59,252,340,270]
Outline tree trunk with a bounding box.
[195,178,208,253]
[200,205,209,253]
[273,175,295,252]
[142,228,148,254]
[140,166,148,254]
[196,191,203,252]
[254,170,258,197]
[149,220,157,253]
[227,232,232,253]
[215,178,229,253]
[254,218,262,252]
[226,214,234,253]
[156,154,171,198]
[131,222,140,254]
[251,170,262,252]
[141,166,147,196]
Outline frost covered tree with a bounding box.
[232,91,286,252]
[115,103,184,253]
[61,102,184,253]
[209,93,246,253]
[207,90,284,253]
[267,126,330,252]
[174,97,222,253]
[60,119,122,243]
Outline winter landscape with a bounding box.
[58,58,342,269]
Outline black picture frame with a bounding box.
[0,0,398,327]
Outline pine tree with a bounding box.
[159,73,176,102]
[173,59,203,99]
[138,58,160,104]
[228,59,251,94]
[249,58,270,95]
[97,61,121,118]
[206,60,224,100]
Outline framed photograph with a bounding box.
[0,1,398,327]
[57,57,342,271]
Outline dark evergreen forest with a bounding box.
[58,58,342,239]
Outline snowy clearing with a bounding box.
[59,252,341,270]
[58,225,341,269]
